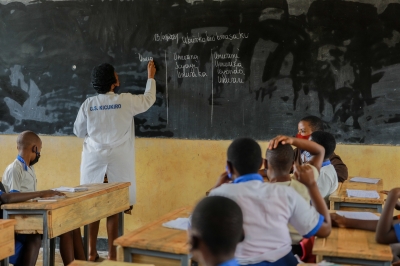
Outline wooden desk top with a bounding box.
[329,179,385,204]
[1,183,130,210]
[114,206,192,255]
[68,260,154,266]
[313,226,392,262]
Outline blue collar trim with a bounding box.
[322,160,331,167]
[218,259,239,266]
[16,155,28,171]
[233,173,263,184]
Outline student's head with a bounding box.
[16,131,42,165]
[91,63,120,94]
[227,138,263,178]
[297,115,324,139]
[189,196,244,265]
[310,131,336,160]
[265,143,294,179]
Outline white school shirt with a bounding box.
[317,163,338,203]
[2,158,37,193]
[74,79,156,205]
[209,178,323,265]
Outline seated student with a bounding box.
[209,137,331,266]
[1,131,85,265]
[310,131,338,203]
[265,136,324,256]
[296,115,348,183]
[189,196,244,266]
[0,182,64,266]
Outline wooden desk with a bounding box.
[114,206,191,266]
[313,226,392,265]
[329,180,385,213]
[69,260,154,266]
[2,183,130,266]
[0,219,16,263]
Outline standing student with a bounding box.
[73,61,156,261]
[296,115,348,182]
[1,131,85,265]
[189,196,244,266]
[209,138,331,266]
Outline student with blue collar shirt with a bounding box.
[209,137,331,266]
[189,196,244,266]
[309,131,338,204]
[1,131,86,265]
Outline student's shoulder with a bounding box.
[321,164,337,178]
[3,159,23,176]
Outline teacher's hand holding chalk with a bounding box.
[148,60,156,79]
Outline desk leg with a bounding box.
[334,202,340,210]
[42,211,51,266]
[2,210,9,266]
[377,204,383,213]
[118,212,124,237]
[83,224,89,260]
[181,254,189,266]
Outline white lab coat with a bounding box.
[74,79,156,205]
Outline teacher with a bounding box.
[73,61,156,261]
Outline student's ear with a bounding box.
[189,235,200,252]
[264,159,268,169]
[31,145,37,153]
[239,228,245,242]
[226,161,234,175]
[290,160,294,173]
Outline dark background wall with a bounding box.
[1,0,400,144]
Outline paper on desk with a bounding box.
[336,211,379,220]
[162,218,190,231]
[346,189,380,199]
[53,186,88,192]
[350,177,380,184]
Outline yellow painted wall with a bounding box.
[0,135,399,237]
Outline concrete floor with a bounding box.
[35,249,108,266]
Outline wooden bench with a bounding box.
[68,260,154,266]
[0,219,16,263]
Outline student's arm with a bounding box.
[73,102,88,138]
[330,213,378,231]
[293,163,331,237]
[131,61,157,115]
[269,135,325,171]
[210,172,231,190]
[0,190,65,204]
[376,188,400,244]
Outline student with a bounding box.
[0,182,64,266]
[265,137,323,256]
[296,115,348,182]
[189,196,244,266]
[310,131,338,203]
[1,131,85,265]
[74,61,156,261]
[209,137,331,266]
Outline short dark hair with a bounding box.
[191,196,243,256]
[310,131,336,159]
[91,63,117,94]
[266,143,294,172]
[227,138,262,175]
[300,116,324,132]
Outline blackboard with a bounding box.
[1,0,400,144]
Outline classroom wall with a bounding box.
[0,135,399,237]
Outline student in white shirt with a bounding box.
[74,61,156,261]
[310,131,338,204]
[209,137,331,266]
[264,137,324,257]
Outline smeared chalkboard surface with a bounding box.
[1,0,400,144]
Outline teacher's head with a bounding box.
[91,63,119,94]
